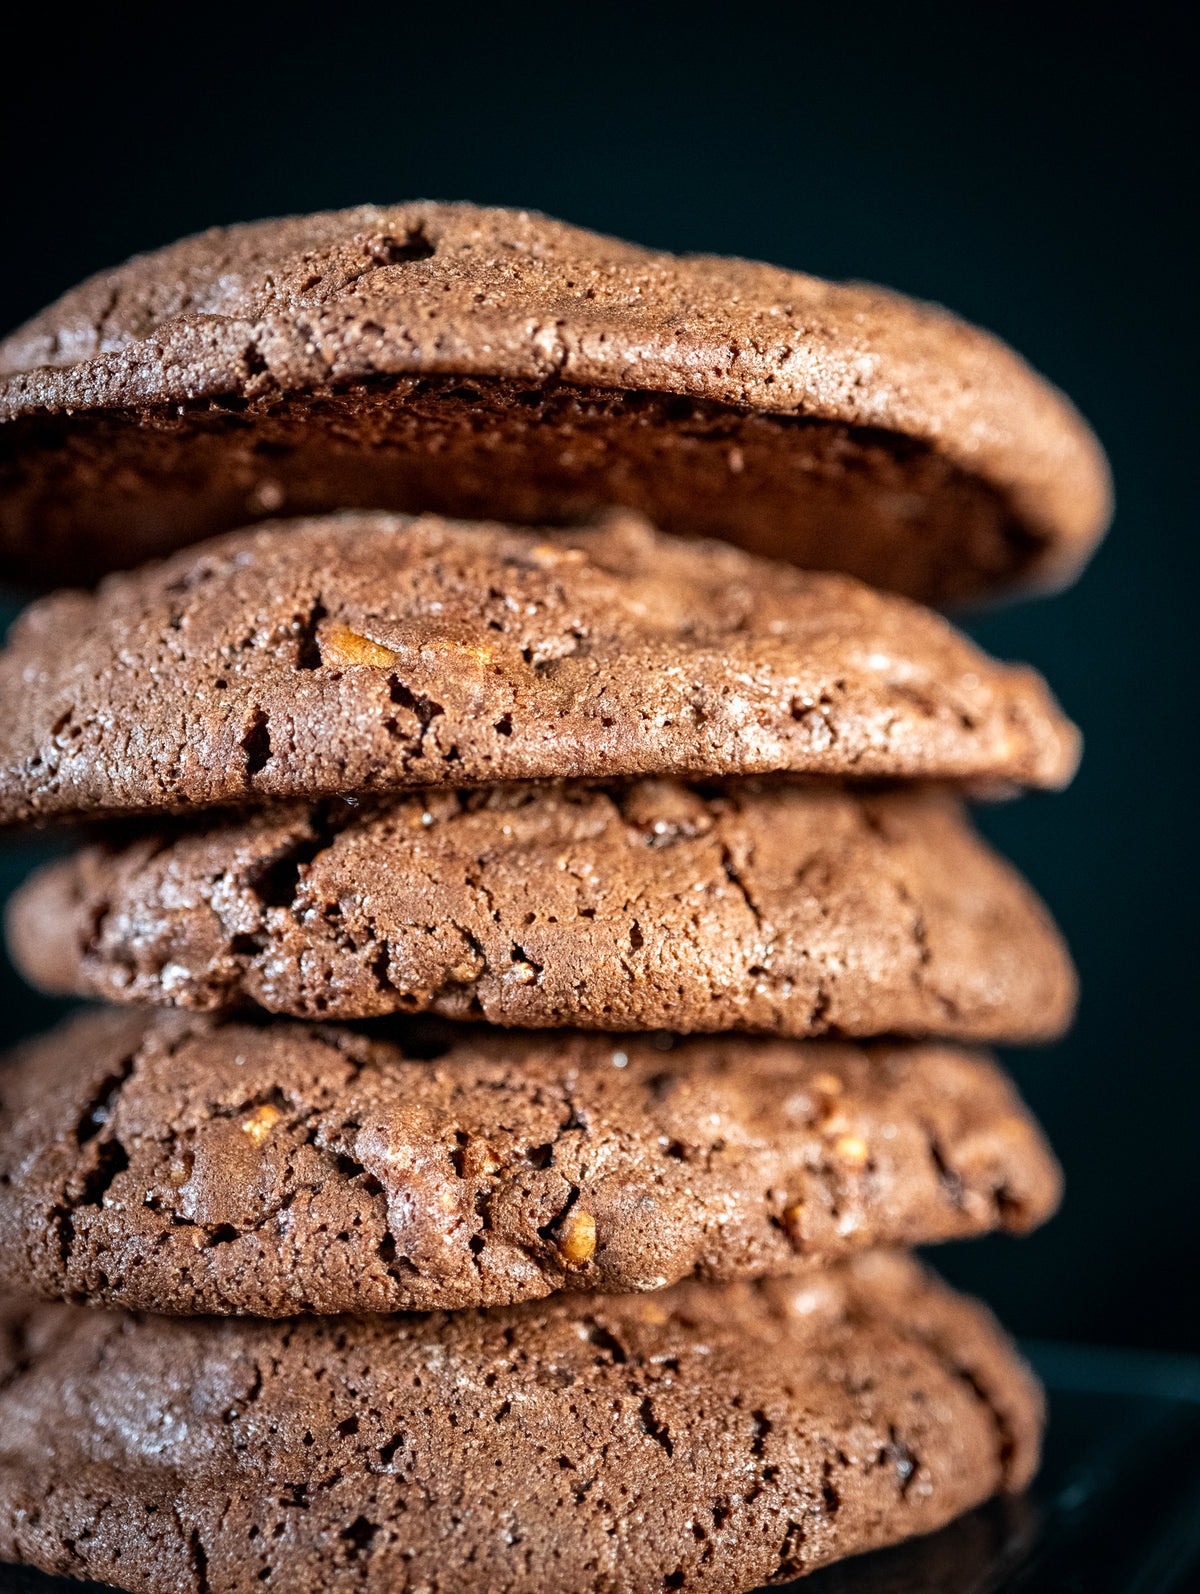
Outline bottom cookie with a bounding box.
[0,1254,1040,1594]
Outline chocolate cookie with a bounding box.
[0,1254,1042,1592]
[0,1007,1059,1317]
[7,782,1075,1040]
[0,202,1110,603]
[0,512,1079,828]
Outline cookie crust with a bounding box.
[7,782,1076,1040]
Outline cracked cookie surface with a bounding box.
[8,781,1075,1040]
[0,1253,1042,1593]
[0,1008,1059,1316]
[0,201,1110,601]
[0,511,1080,827]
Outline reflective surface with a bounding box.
[799,1344,1200,1594]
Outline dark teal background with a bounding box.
[1,5,1195,1349]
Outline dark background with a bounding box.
[0,5,1195,1351]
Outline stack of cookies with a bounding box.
[0,205,1109,1594]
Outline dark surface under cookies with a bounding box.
[0,1008,1059,1316]
[0,1255,1041,1594]
[8,782,1075,1038]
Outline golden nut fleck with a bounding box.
[640,1301,669,1325]
[530,542,586,567]
[320,623,400,669]
[464,1138,502,1179]
[507,960,538,986]
[996,1115,1030,1138]
[241,1104,282,1144]
[811,1073,843,1096]
[783,1201,806,1238]
[833,1134,869,1167]
[167,1159,190,1186]
[556,1209,597,1267]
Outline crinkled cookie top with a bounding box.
[0,511,1079,824]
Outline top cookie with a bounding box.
[0,511,1078,825]
[0,202,1111,601]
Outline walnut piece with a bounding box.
[319,624,400,669]
[555,1208,596,1266]
[832,1133,869,1167]
[241,1103,282,1145]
